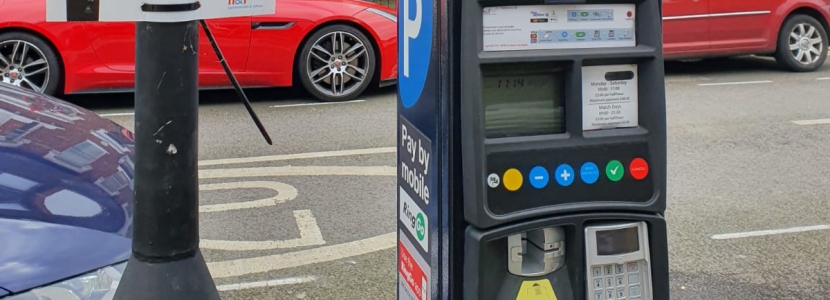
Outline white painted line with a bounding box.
[99,112,135,117]
[269,99,364,108]
[711,225,830,240]
[201,210,325,251]
[200,166,396,179]
[199,147,396,166]
[198,181,298,213]
[816,77,830,80]
[216,276,317,291]
[698,80,772,86]
[208,232,396,279]
[792,118,830,126]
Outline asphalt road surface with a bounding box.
[72,56,830,299]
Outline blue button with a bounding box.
[561,31,568,38]
[571,12,577,17]
[529,166,549,189]
[555,164,575,187]
[580,162,600,184]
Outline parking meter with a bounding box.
[397,0,669,299]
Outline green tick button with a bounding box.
[605,160,624,182]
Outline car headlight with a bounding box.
[3,262,127,300]
[366,7,397,22]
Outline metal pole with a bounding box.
[113,19,220,300]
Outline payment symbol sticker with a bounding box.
[605,160,624,182]
[515,279,558,300]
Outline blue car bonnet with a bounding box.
[0,83,135,293]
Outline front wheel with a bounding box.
[775,15,828,72]
[297,24,377,102]
[0,32,62,95]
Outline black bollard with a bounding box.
[113,19,220,300]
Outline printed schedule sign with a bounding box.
[482,4,636,51]
[581,64,639,131]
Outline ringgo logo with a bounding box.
[399,188,429,252]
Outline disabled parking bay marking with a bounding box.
[197,147,399,278]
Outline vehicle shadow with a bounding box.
[59,87,346,110]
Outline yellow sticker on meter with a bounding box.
[515,279,557,300]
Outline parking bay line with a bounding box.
[269,99,365,108]
[199,147,396,166]
[208,232,396,279]
[698,80,772,86]
[216,276,317,291]
[99,112,135,117]
[816,77,830,80]
[711,224,830,240]
[791,118,830,125]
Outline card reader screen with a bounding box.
[596,227,640,255]
[481,65,565,138]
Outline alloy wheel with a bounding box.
[305,31,370,97]
[0,40,50,93]
[788,23,824,65]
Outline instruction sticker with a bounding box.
[515,279,558,300]
[581,64,639,131]
[482,4,636,51]
[398,231,430,300]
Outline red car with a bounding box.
[663,0,830,71]
[0,0,398,102]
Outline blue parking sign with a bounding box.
[398,0,433,108]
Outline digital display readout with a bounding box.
[481,66,565,139]
[596,227,640,256]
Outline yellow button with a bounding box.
[503,168,523,192]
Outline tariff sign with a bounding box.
[398,239,429,300]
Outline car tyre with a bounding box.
[297,24,377,102]
[775,14,828,72]
[0,31,62,95]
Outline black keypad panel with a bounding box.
[486,142,656,215]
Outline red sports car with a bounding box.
[0,0,398,102]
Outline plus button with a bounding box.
[555,164,575,187]
[560,169,571,181]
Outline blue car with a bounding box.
[0,83,134,299]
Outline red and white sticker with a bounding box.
[398,237,429,300]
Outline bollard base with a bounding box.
[114,250,220,300]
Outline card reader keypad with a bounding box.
[591,261,644,300]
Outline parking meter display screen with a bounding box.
[596,227,640,255]
[482,67,565,138]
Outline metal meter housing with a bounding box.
[460,0,667,229]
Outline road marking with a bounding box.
[201,210,325,251]
[216,276,317,291]
[711,225,830,240]
[200,166,396,179]
[269,100,365,108]
[791,118,830,126]
[208,232,396,279]
[199,147,395,166]
[198,181,298,213]
[99,112,135,117]
[816,77,830,80]
[698,80,772,86]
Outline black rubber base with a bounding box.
[113,250,220,300]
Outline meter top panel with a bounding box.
[459,0,667,229]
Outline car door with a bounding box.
[82,18,251,82]
[708,0,776,50]
[662,0,710,55]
